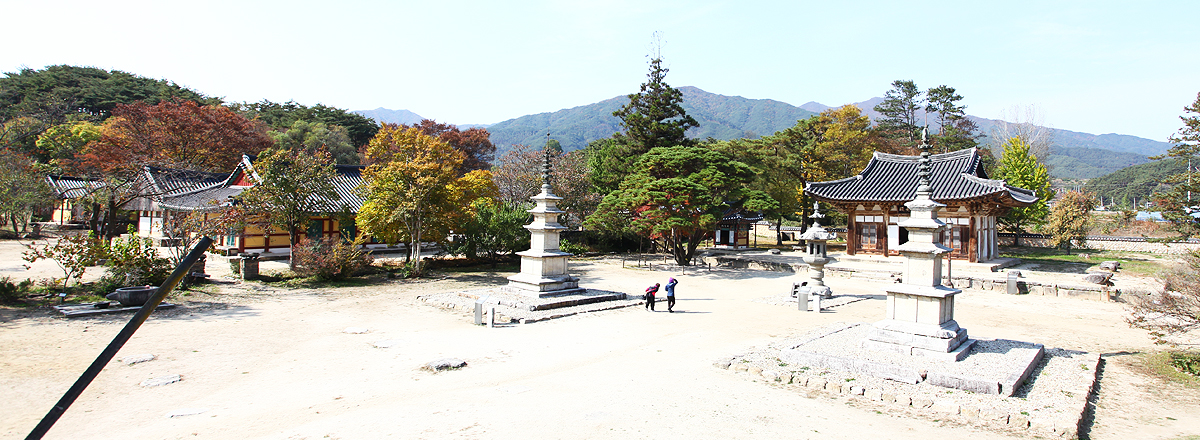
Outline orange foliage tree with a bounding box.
[399,119,495,175]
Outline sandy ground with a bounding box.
[2,243,1200,439]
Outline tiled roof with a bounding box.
[161,162,366,212]
[46,175,105,199]
[805,148,1037,207]
[142,166,228,196]
[331,165,365,211]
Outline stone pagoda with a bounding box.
[862,131,974,361]
[507,146,583,297]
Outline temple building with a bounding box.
[805,148,1037,263]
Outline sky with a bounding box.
[3,0,1198,141]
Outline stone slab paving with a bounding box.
[716,323,1099,438]
[418,287,642,324]
[52,302,176,318]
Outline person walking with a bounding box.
[665,277,678,312]
[644,283,660,311]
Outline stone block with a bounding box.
[748,366,763,376]
[979,408,1008,423]
[825,381,842,393]
[780,371,794,384]
[791,375,808,387]
[122,354,156,365]
[781,349,923,384]
[848,385,865,395]
[931,401,960,415]
[423,358,467,371]
[807,378,827,389]
[960,406,980,420]
[894,395,912,407]
[913,398,934,408]
[761,369,780,381]
[732,362,749,372]
[865,388,883,401]
[712,358,733,369]
[999,343,1045,397]
[926,371,1000,395]
[881,392,896,404]
[141,374,182,387]
[1009,413,1030,429]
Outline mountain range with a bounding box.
[355,87,1172,180]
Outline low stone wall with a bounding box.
[710,255,1120,302]
[1000,234,1200,255]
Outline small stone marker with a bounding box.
[769,248,781,255]
[1099,261,1120,272]
[372,340,401,349]
[123,354,156,365]
[423,358,466,371]
[343,327,369,334]
[141,374,182,387]
[165,408,208,418]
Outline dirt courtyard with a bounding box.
[2,250,1199,439]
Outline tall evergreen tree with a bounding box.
[994,137,1052,240]
[925,85,980,153]
[589,56,698,196]
[1151,91,1200,237]
[873,80,923,149]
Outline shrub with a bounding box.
[1171,352,1200,377]
[0,277,34,304]
[1128,251,1200,345]
[560,238,589,255]
[22,232,107,291]
[292,234,374,281]
[104,231,172,287]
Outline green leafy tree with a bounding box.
[1045,190,1095,254]
[994,137,1052,240]
[590,56,698,196]
[270,120,358,164]
[231,100,379,148]
[22,232,106,291]
[444,199,531,260]
[237,147,340,269]
[1151,92,1200,238]
[33,121,101,170]
[586,145,774,265]
[358,125,465,275]
[874,80,923,149]
[715,105,880,243]
[0,150,54,234]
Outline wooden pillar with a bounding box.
[967,215,978,263]
[846,207,857,256]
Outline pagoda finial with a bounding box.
[916,127,932,195]
[541,132,552,189]
[809,201,825,226]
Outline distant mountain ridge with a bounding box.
[352,107,424,126]
[361,88,1172,179]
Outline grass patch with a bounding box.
[1000,247,1167,277]
[1142,351,1200,388]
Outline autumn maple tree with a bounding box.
[358,124,479,275]
[401,119,496,175]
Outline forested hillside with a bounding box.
[483,87,817,154]
[1083,158,1187,208]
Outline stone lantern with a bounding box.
[799,202,837,300]
[862,130,974,361]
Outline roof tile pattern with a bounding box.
[805,148,1037,207]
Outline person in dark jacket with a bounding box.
[645,283,660,311]
[665,277,678,312]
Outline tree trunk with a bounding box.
[288,227,298,270]
[775,217,783,246]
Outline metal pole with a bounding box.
[26,237,213,440]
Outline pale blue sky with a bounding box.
[3,0,1197,141]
